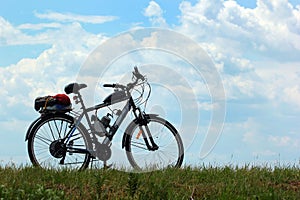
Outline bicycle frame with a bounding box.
[25,85,159,165]
[64,89,150,155]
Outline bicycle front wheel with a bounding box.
[125,115,184,171]
[27,114,91,170]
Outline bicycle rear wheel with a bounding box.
[27,114,91,170]
[125,115,184,171]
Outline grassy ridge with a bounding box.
[0,166,299,199]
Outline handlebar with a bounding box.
[103,67,145,90]
[103,84,116,88]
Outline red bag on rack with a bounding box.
[34,94,71,112]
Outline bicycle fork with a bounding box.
[138,124,159,151]
[134,111,159,151]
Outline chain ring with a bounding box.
[95,143,112,161]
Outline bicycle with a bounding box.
[25,67,184,171]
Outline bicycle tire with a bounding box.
[125,115,184,171]
[27,113,92,170]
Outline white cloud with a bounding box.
[254,61,300,109]
[34,11,118,24]
[268,135,293,147]
[0,17,107,121]
[0,16,31,46]
[0,11,116,45]
[218,115,299,164]
[284,85,300,108]
[144,1,167,27]
[178,0,300,58]
[144,1,163,17]
[1,0,300,166]
[176,0,300,110]
[18,22,62,30]
[1,16,107,46]
[224,74,258,99]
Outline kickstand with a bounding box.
[90,157,94,169]
[103,160,112,169]
[59,152,66,165]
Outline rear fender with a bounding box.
[25,117,42,141]
[25,113,74,141]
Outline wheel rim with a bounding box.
[29,116,90,170]
[127,118,183,171]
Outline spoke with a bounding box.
[128,118,183,170]
[35,134,52,145]
[30,116,90,170]
[71,132,81,137]
[70,136,83,142]
[63,121,69,138]
[162,150,177,159]
[35,148,48,156]
[47,121,56,141]
[131,142,149,150]
[34,143,48,150]
[39,126,52,143]
[54,119,63,139]
[36,152,53,162]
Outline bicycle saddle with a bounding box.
[64,83,87,94]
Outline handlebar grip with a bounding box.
[103,84,116,88]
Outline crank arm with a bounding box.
[67,147,92,155]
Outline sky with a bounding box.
[0,0,300,168]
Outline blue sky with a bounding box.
[0,0,300,167]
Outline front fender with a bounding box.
[122,114,159,150]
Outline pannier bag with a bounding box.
[34,94,72,112]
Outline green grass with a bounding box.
[0,165,299,199]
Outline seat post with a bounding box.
[76,91,86,110]
[74,91,94,129]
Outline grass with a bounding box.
[0,165,299,199]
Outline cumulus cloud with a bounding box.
[0,17,107,121]
[179,0,300,59]
[144,1,167,27]
[173,0,300,164]
[1,0,300,165]
[254,61,300,109]
[177,0,300,109]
